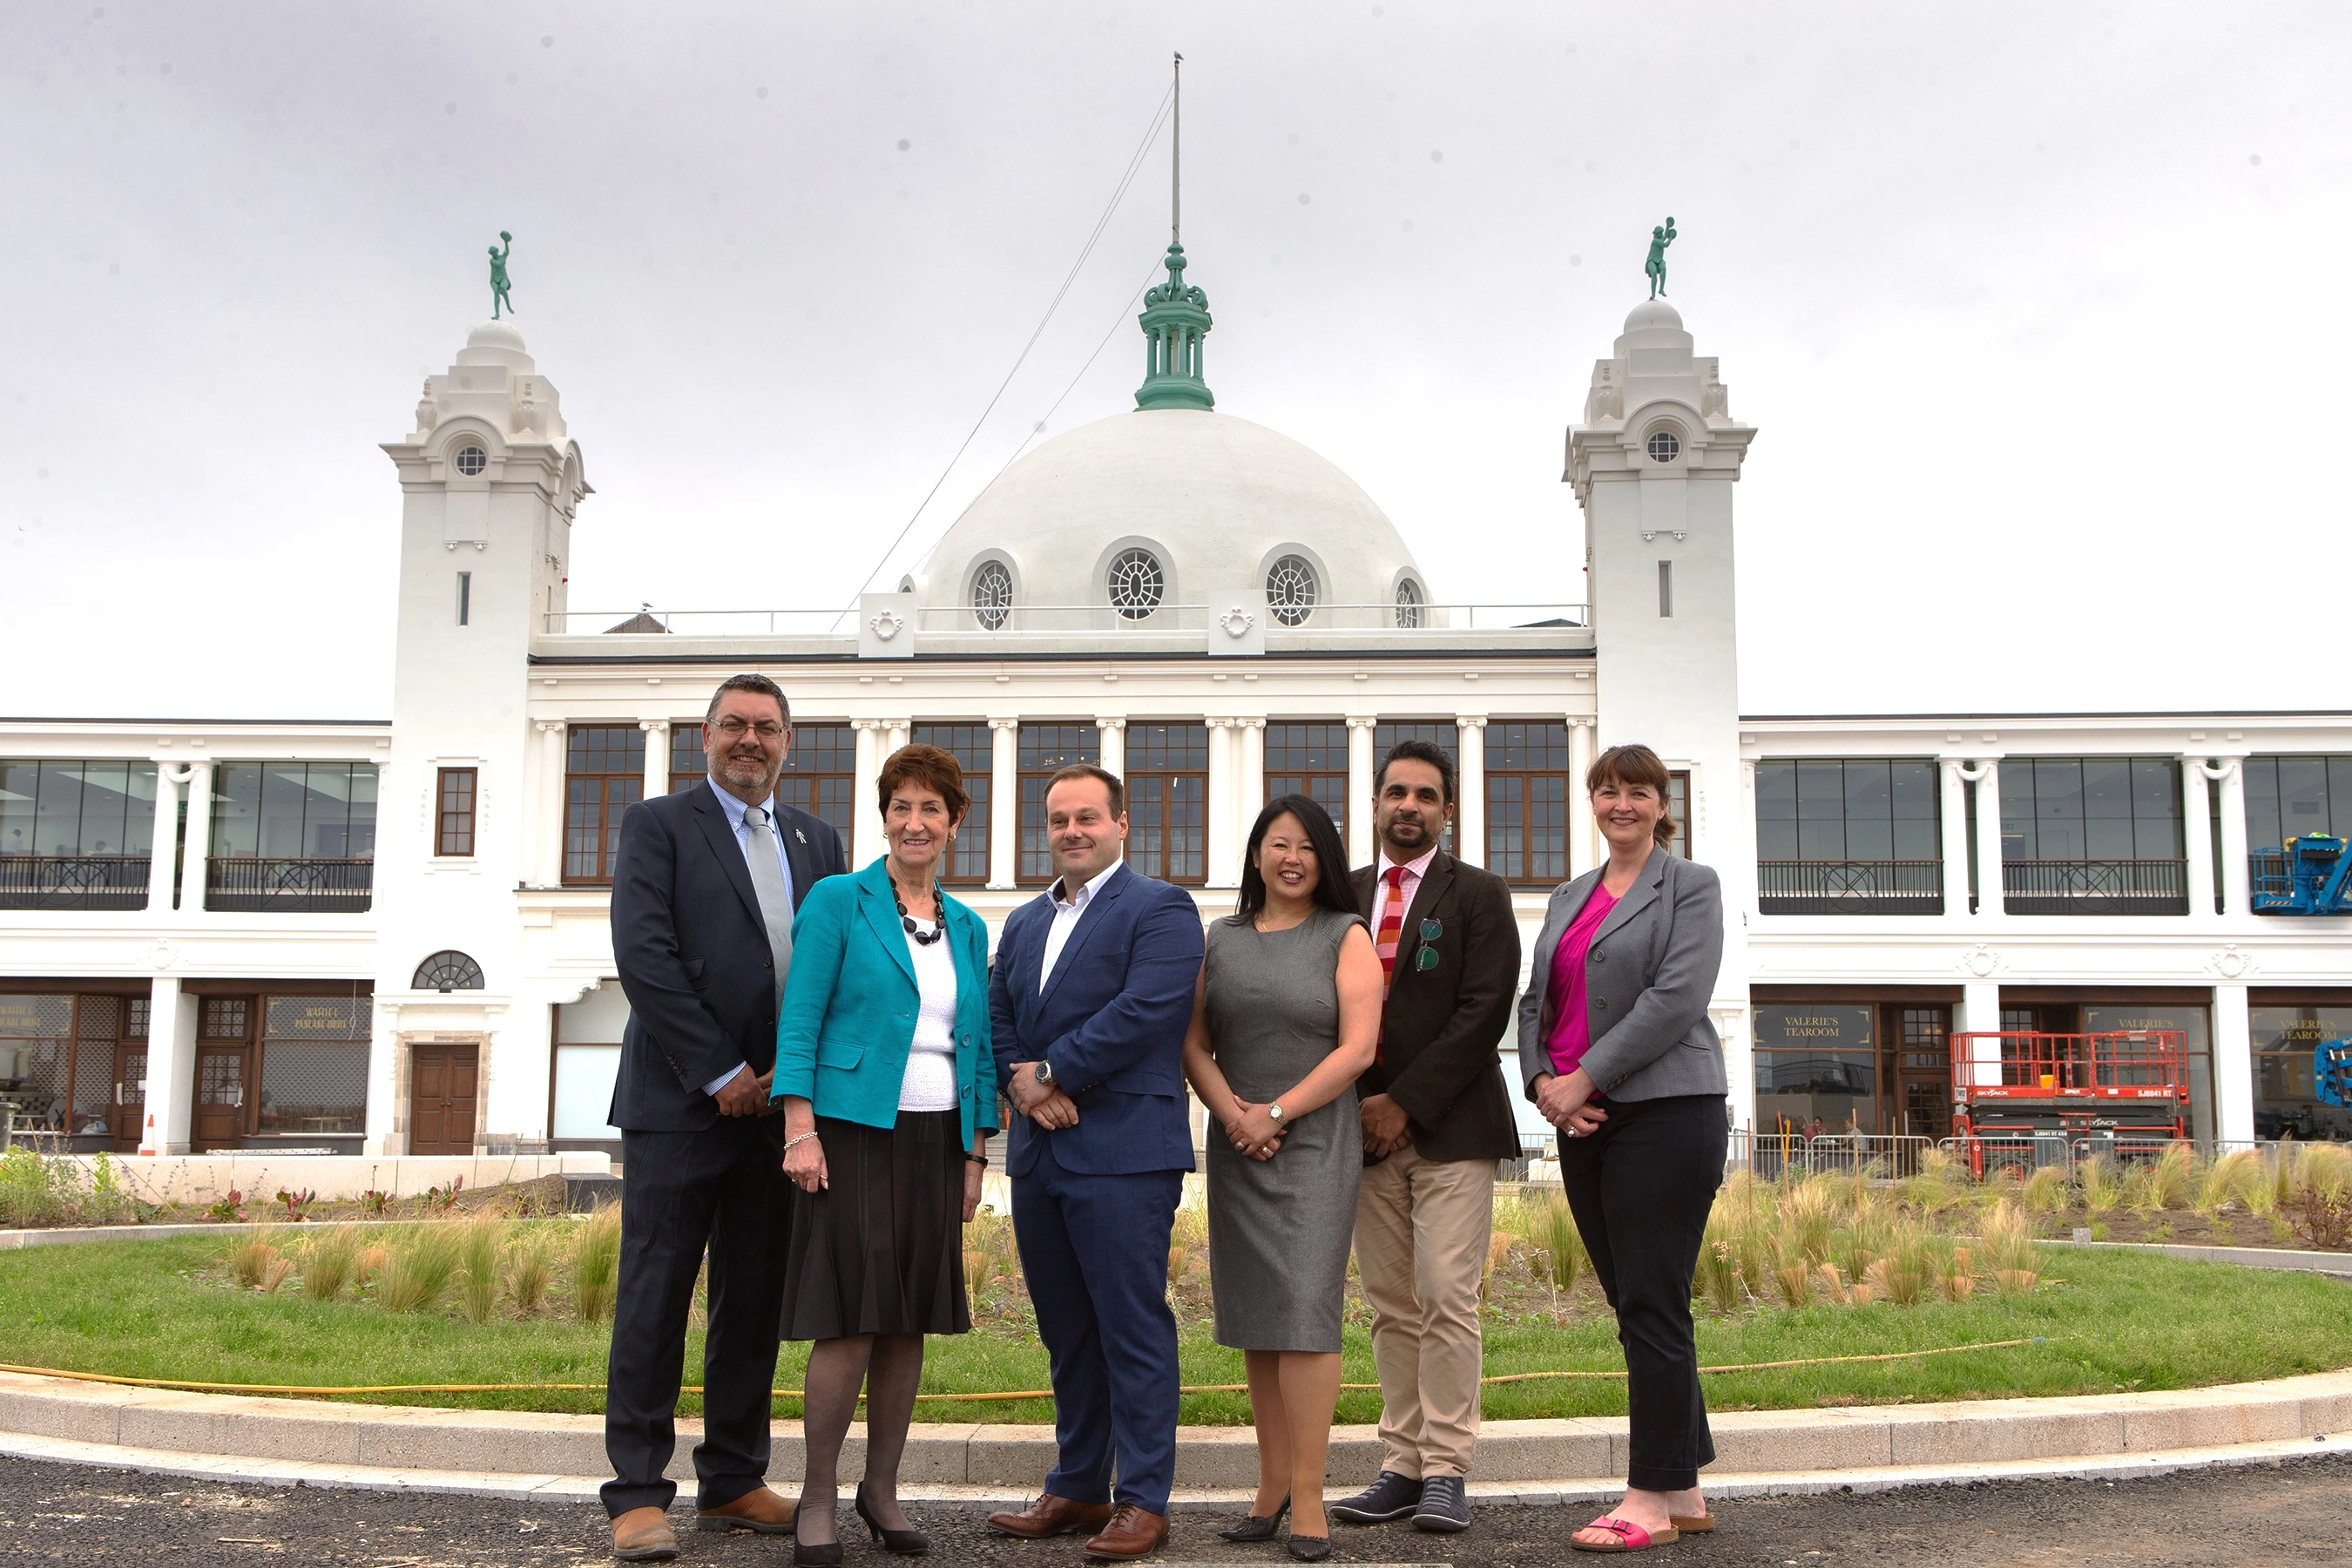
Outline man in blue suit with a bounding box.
[603,674,848,1562]
[984,764,1205,1562]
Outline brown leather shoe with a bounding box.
[986,1492,1116,1538]
[694,1485,798,1534]
[1083,1504,1170,1560]
[611,1506,679,1562]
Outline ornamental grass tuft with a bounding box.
[301,1229,357,1301]
[380,1225,463,1315]
[226,1236,280,1290]
[1529,1189,1585,1294]
[509,1240,553,1314]
[2148,1144,2198,1211]
[2199,1149,2267,1214]
[458,1214,506,1327]
[2078,1153,2121,1214]
[570,1206,621,1323]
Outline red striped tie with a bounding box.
[1376,864,1408,999]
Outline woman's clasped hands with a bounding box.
[1225,1098,1285,1161]
[1533,1067,1609,1139]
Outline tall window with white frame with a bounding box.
[1485,722,1572,887]
[1017,724,1100,884]
[562,727,644,886]
[434,767,477,857]
[1125,723,1208,885]
[909,725,991,884]
[1753,759,1941,915]
[1264,722,1349,847]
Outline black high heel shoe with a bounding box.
[1219,1495,1291,1543]
[855,1487,930,1556]
[1286,1533,1333,1562]
[791,1509,843,1568]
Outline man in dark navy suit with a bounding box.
[603,673,848,1563]
[983,764,1205,1562]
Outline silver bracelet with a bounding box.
[783,1131,820,1154]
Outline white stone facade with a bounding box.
[3,301,2344,1162]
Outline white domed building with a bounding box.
[3,234,2345,1189]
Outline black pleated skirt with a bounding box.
[777,1110,970,1342]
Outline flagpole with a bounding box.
[1172,52,1182,246]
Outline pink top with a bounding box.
[1545,884,1620,1078]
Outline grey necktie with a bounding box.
[741,806,794,1004]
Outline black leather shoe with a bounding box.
[792,1510,843,1567]
[1219,1495,1290,1543]
[1413,1474,1471,1533]
[855,1488,929,1556]
[1328,1470,1423,1524]
[1287,1535,1333,1562]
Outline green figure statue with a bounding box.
[1645,216,1677,300]
[488,231,515,319]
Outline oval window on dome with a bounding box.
[1105,548,1165,620]
[1395,578,1423,630]
[1266,555,1319,627]
[454,443,489,476]
[970,560,1014,631]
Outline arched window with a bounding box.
[453,443,489,476]
[1105,548,1166,619]
[1264,555,1319,627]
[412,950,485,993]
[1395,578,1423,630]
[970,560,1014,630]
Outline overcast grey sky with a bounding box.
[3,2,2345,720]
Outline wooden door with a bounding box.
[409,1043,479,1155]
[193,1046,250,1151]
[112,1043,146,1152]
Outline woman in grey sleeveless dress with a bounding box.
[1184,795,1382,1561]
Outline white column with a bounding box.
[1095,717,1126,779]
[1454,717,1488,869]
[537,720,569,886]
[2213,982,2254,1145]
[147,762,190,914]
[1971,760,2004,919]
[1346,718,1378,868]
[1714,1004,1754,1133]
[1959,978,2004,1092]
[1567,719,1598,877]
[1238,717,1266,821]
[2182,756,2215,919]
[176,760,213,921]
[1939,760,1974,921]
[1206,719,1238,888]
[2213,760,2250,916]
[885,720,911,756]
[139,977,196,1155]
[851,720,885,868]
[363,1002,401,1155]
[640,721,670,800]
[987,719,1020,889]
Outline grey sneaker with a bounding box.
[1412,1475,1470,1533]
[1328,1471,1422,1524]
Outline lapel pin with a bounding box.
[794,828,806,843]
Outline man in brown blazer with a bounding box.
[1329,740,1524,1537]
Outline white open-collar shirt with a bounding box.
[1038,858,1124,992]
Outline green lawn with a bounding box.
[2,1232,2347,1423]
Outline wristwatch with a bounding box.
[1033,1060,1055,1086]
[1267,1103,1288,1126]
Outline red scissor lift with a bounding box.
[1950,1030,2191,1177]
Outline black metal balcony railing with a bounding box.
[0,855,152,911]
[2001,858,2187,916]
[1757,859,1943,916]
[204,856,374,914]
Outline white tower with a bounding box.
[368,321,590,1154]
[1568,300,1759,1127]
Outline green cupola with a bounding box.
[1133,242,1214,411]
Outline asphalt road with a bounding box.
[0,1455,2343,1566]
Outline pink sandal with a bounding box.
[1571,1515,1680,1552]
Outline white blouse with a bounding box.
[897,917,961,1112]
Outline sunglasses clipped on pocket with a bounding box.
[1413,919,1443,970]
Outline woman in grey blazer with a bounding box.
[1517,744,1727,1554]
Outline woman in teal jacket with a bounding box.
[771,744,997,1565]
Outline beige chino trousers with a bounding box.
[1350,1143,1494,1480]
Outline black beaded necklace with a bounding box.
[893,877,945,945]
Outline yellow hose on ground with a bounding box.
[0,1339,2033,1403]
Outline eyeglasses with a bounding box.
[712,718,787,740]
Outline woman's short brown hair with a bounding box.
[876,743,970,827]
[1586,743,1678,847]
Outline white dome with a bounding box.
[923,409,1427,622]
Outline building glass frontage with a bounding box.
[1998,758,2186,914]
[2243,755,2352,849]
[1755,759,1941,914]
[2251,999,2352,1141]
[1753,996,1957,1141]
[0,760,159,910]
